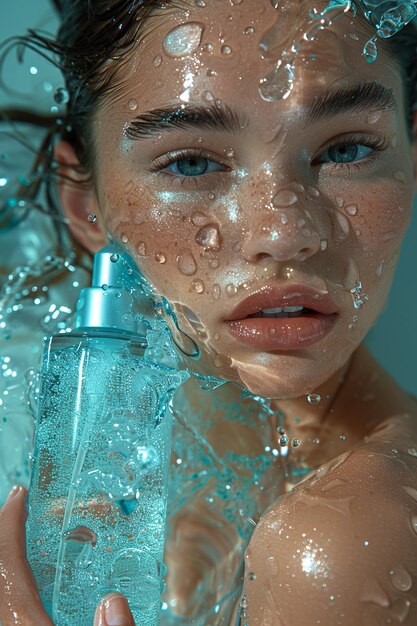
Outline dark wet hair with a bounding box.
[1,0,417,240]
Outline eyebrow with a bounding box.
[305,81,397,126]
[124,104,247,140]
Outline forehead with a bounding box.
[101,0,403,126]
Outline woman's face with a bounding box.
[88,0,417,398]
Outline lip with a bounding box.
[225,283,338,351]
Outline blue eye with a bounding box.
[166,157,224,177]
[323,143,374,164]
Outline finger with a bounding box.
[94,593,135,626]
[0,486,53,626]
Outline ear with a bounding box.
[55,140,108,253]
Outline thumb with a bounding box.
[94,592,135,626]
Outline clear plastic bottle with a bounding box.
[26,245,186,625]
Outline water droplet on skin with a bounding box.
[202,90,214,102]
[245,26,255,34]
[233,241,242,252]
[54,87,70,104]
[124,180,134,194]
[240,595,248,609]
[280,214,288,225]
[366,111,382,125]
[259,63,294,102]
[407,447,417,457]
[128,98,138,111]
[297,218,306,228]
[191,279,205,294]
[279,435,289,446]
[121,234,129,244]
[221,45,232,55]
[226,284,237,296]
[390,597,412,623]
[336,212,350,237]
[336,196,344,207]
[202,42,213,53]
[214,332,220,341]
[394,171,407,183]
[345,205,358,216]
[248,571,257,580]
[155,253,166,264]
[307,393,321,405]
[363,37,378,63]
[195,224,222,251]
[135,241,147,256]
[376,261,385,277]
[320,240,328,251]
[176,249,197,275]
[212,284,221,300]
[291,438,301,447]
[163,22,205,57]
[87,214,97,223]
[153,54,162,67]
[411,515,417,534]
[308,186,320,197]
[273,190,298,207]
[225,147,234,158]
[209,259,220,269]
[389,566,413,592]
[192,211,210,226]
[208,192,216,200]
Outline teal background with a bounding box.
[2,1,417,396]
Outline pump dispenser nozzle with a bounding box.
[75,244,149,336]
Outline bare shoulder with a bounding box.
[244,440,417,626]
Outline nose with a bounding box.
[242,206,321,263]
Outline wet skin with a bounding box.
[51,0,417,623]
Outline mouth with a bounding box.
[224,284,339,351]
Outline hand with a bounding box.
[0,486,135,626]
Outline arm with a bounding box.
[244,443,417,625]
[0,487,135,626]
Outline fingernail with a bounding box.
[103,594,134,626]
[5,485,23,503]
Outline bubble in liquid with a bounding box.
[195,224,222,251]
[191,279,205,294]
[128,98,138,111]
[176,249,198,275]
[163,23,204,57]
[54,87,70,104]
[87,214,97,223]
[307,393,321,404]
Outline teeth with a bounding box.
[262,306,304,314]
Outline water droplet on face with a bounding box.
[240,595,248,609]
[221,45,232,55]
[121,233,129,244]
[232,241,242,253]
[191,279,205,294]
[320,240,328,251]
[366,111,382,125]
[135,241,147,256]
[209,259,220,269]
[291,438,301,447]
[128,98,138,111]
[208,192,216,200]
[259,63,294,102]
[248,571,256,580]
[153,54,162,67]
[195,224,222,251]
[279,435,289,446]
[336,212,350,237]
[308,186,320,197]
[226,284,237,296]
[176,249,197,275]
[407,447,417,457]
[345,204,358,216]
[202,42,213,53]
[212,284,221,300]
[389,566,413,592]
[307,393,321,405]
[411,515,417,534]
[336,196,344,207]
[155,253,166,264]
[363,37,378,63]
[202,90,214,102]
[54,87,70,105]
[394,171,407,183]
[273,190,298,209]
[163,22,204,57]
[87,214,97,223]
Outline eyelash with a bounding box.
[148,134,390,184]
